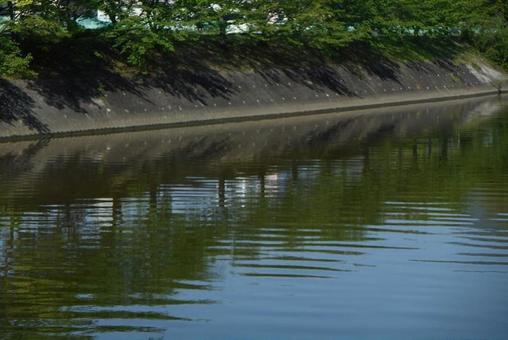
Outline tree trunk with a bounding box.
[7,1,14,21]
[219,17,228,46]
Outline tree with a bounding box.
[1,0,508,76]
[0,36,32,76]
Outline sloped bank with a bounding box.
[0,55,506,141]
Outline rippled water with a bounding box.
[1,97,508,339]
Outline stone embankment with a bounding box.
[0,56,506,141]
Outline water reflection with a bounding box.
[1,97,508,338]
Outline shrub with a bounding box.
[0,36,32,77]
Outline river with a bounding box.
[1,96,507,339]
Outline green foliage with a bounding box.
[13,15,70,44]
[474,27,508,69]
[0,0,507,76]
[0,36,32,77]
[103,17,175,67]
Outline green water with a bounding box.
[1,97,508,339]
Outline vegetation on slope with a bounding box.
[0,0,507,77]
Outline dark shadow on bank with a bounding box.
[0,79,49,134]
[3,35,467,136]
[21,37,405,108]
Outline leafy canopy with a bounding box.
[0,0,506,75]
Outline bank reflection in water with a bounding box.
[0,96,508,338]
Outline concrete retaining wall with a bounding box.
[0,56,506,141]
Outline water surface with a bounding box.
[1,97,508,339]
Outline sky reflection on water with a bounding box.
[1,97,508,339]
